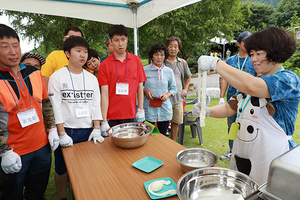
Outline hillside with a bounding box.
[242,0,281,8]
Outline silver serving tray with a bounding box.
[264,145,300,200]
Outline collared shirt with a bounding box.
[226,54,256,102]
[143,64,177,122]
[165,57,191,105]
[0,63,48,155]
[41,50,69,78]
[261,70,300,148]
[98,50,147,120]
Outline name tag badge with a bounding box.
[228,122,240,140]
[116,82,129,95]
[17,108,40,128]
[75,104,90,118]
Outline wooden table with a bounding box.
[62,134,188,200]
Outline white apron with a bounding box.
[230,94,289,185]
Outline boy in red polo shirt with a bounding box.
[98,24,146,135]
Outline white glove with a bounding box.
[198,56,220,72]
[59,132,73,147]
[48,127,60,151]
[88,129,104,144]
[135,108,145,122]
[192,102,211,117]
[0,150,22,174]
[100,121,110,137]
[219,98,225,105]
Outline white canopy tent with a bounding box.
[288,26,300,39]
[0,0,201,55]
[210,36,236,59]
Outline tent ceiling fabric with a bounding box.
[0,0,201,28]
[210,37,236,45]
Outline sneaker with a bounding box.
[220,149,232,161]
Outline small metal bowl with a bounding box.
[107,122,153,149]
[177,167,259,199]
[176,148,218,173]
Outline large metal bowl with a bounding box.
[107,122,153,149]
[176,148,218,173]
[177,167,259,200]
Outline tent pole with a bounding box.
[223,43,225,60]
[130,3,138,56]
[134,27,138,56]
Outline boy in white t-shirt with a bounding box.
[48,36,103,200]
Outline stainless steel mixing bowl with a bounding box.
[177,167,259,200]
[107,122,153,149]
[176,148,218,173]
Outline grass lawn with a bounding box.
[44,97,300,199]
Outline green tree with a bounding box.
[134,0,249,59]
[274,0,300,27]
[284,39,300,74]
[5,0,249,60]
[283,13,300,74]
[241,2,276,32]
[4,11,111,57]
[242,0,281,8]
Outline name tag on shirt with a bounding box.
[116,82,129,95]
[17,108,40,128]
[75,104,90,118]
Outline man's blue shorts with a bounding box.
[54,128,92,175]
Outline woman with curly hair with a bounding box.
[193,27,300,185]
[143,43,177,136]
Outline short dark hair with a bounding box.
[108,24,128,39]
[64,26,83,38]
[0,24,19,41]
[166,36,182,50]
[87,49,99,61]
[245,26,296,63]
[63,36,89,54]
[148,43,169,64]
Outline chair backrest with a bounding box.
[185,94,210,107]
